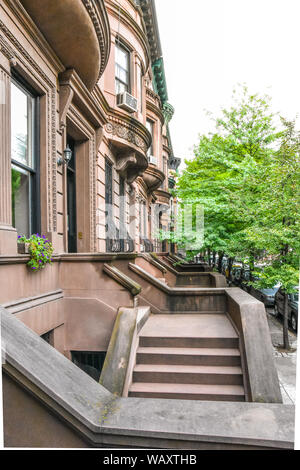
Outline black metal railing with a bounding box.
[140,237,154,253]
[106,223,135,253]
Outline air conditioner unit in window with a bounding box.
[117,92,138,113]
[148,155,157,165]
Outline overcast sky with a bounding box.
[155,0,300,164]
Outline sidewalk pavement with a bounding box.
[267,310,297,405]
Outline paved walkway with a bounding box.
[267,310,297,405]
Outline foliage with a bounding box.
[18,234,54,271]
[169,84,299,294]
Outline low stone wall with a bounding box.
[175,272,227,288]
[127,263,227,313]
[226,288,282,404]
[1,307,294,449]
[0,254,137,357]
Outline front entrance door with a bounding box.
[67,136,77,253]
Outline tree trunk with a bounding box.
[228,257,234,281]
[217,252,224,273]
[249,253,255,282]
[283,292,290,350]
[212,251,216,268]
[208,248,211,266]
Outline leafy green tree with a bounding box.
[169,85,299,349]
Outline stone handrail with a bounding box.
[1,306,294,449]
[99,306,150,397]
[103,264,141,296]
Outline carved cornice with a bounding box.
[0,34,17,65]
[139,0,162,62]
[19,0,110,90]
[82,0,111,80]
[163,102,175,125]
[146,87,164,123]
[142,165,165,193]
[146,87,161,106]
[105,113,151,155]
[154,188,172,204]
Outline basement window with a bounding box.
[41,329,54,346]
[71,351,106,382]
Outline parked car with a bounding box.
[255,287,280,307]
[239,271,279,307]
[274,288,299,332]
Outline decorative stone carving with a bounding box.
[142,166,165,193]
[115,151,137,174]
[59,82,74,132]
[105,121,148,153]
[163,102,175,126]
[81,0,111,80]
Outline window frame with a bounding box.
[11,71,40,237]
[115,40,131,95]
[146,119,154,156]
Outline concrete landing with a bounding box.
[139,313,238,339]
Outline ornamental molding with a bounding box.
[82,0,111,80]
[0,23,57,233]
[142,165,165,193]
[105,115,151,154]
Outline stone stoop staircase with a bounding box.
[128,314,245,402]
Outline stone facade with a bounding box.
[0,0,179,376]
[0,0,178,257]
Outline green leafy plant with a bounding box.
[18,234,54,271]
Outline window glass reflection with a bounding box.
[11,82,33,168]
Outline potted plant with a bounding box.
[17,234,54,271]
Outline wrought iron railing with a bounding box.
[140,237,154,253]
[106,223,135,253]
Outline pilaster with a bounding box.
[0,60,17,254]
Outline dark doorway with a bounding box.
[119,176,125,252]
[67,136,77,253]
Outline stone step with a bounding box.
[139,336,239,349]
[136,347,241,366]
[129,382,245,401]
[132,364,243,385]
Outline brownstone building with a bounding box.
[0,0,291,450]
[0,0,179,258]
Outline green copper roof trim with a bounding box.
[163,102,175,126]
[152,57,168,104]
